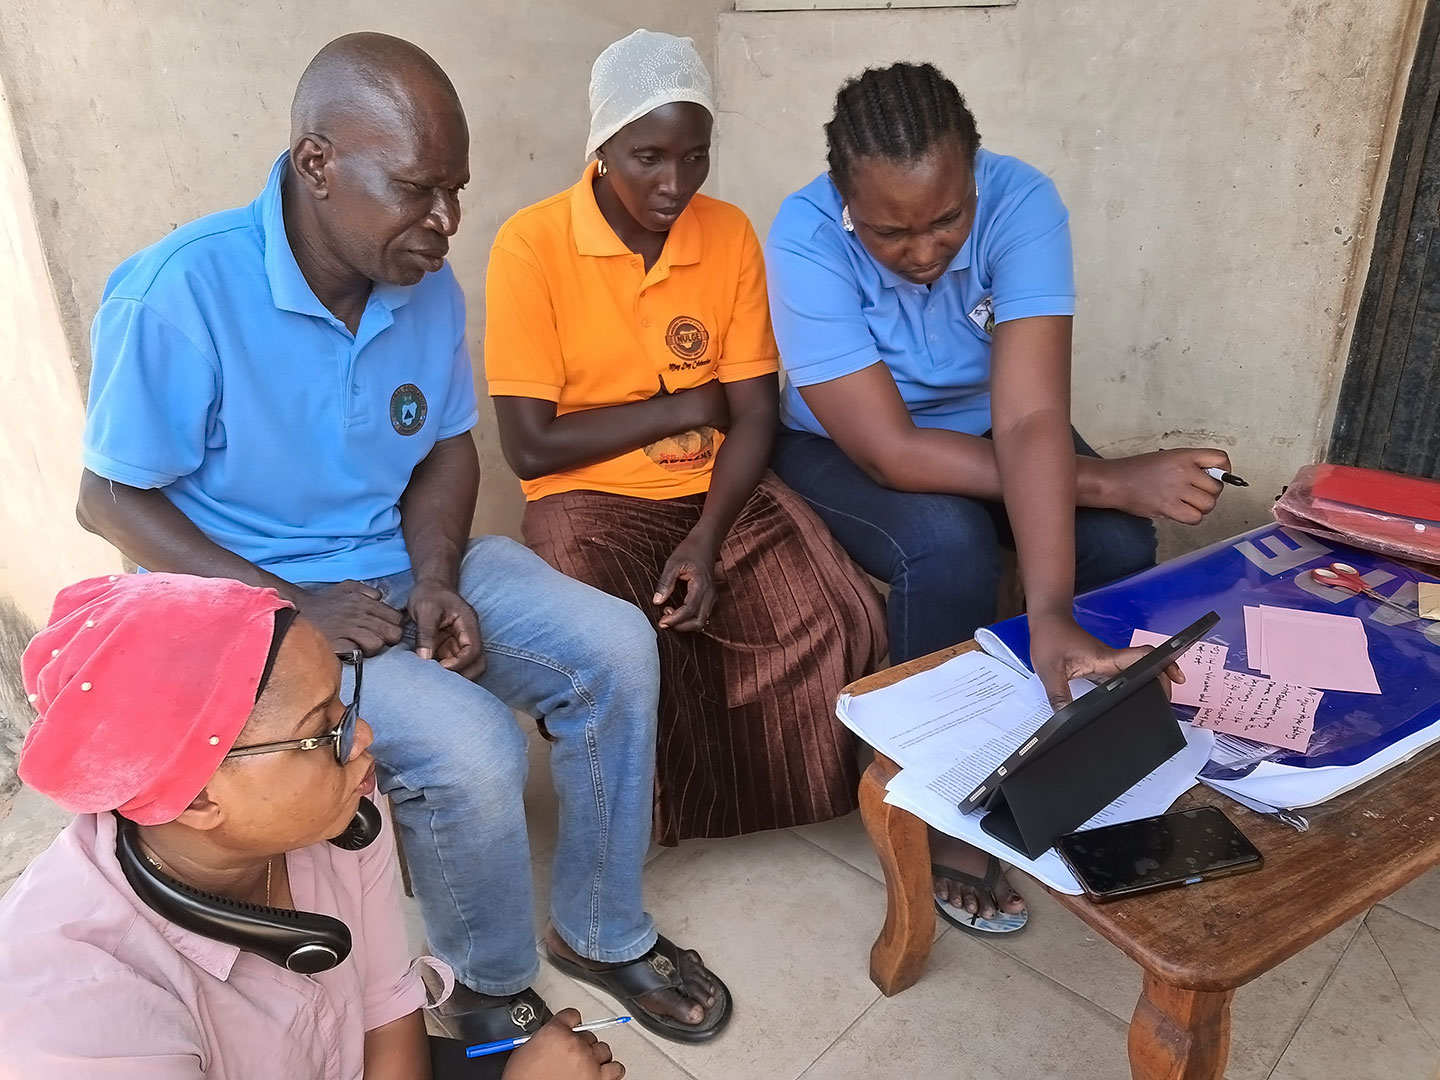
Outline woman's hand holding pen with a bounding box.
[1087,448,1234,525]
[502,1010,625,1080]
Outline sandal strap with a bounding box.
[593,935,687,998]
[430,986,551,1045]
[931,855,1003,897]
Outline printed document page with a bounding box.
[836,650,1053,774]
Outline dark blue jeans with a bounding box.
[771,427,1157,664]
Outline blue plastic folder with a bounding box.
[977,525,1440,784]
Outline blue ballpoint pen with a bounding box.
[465,1016,632,1058]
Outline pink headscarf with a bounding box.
[20,573,293,825]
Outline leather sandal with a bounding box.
[545,934,732,1044]
[429,985,553,1046]
[932,858,1029,935]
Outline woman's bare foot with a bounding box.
[930,830,1026,918]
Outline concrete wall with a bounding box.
[0,74,123,795]
[0,77,122,625]
[715,0,1423,550]
[0,0,730,544]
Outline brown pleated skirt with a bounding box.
[524,471,887,844]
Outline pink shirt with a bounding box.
[0,811,425,1079]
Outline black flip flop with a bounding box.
[429,986,553,1046]
[932,858,1029,935]
[545,934,733,1044]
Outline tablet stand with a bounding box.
[979,680,1185,860]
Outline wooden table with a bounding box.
[854,640,1440,1080]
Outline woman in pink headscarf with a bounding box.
[0,572,622,1080]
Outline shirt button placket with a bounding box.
[343,343,362,427]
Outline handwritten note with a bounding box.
[1191,670,1322,752]
[1128,629,1229,708]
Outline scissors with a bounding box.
[1309,562,1435,619]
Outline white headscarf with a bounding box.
[585,29,715,160]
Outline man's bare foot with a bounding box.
[544,926,719,1028]
[930,830,1026,919]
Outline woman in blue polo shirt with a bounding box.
[766,62,1231,933]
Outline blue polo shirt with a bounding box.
[83,152,479,584]
[765,149,1075,438]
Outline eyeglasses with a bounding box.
[225,651,363,765]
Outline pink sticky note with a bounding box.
[1129,629,1229,708]
[1243,606,1267,674]
[1257,606,1380,694]
[1191,671,1323,752]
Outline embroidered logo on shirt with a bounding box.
[389,384,428,436]
[665,316,710,361]
[967,295,995,335]
[667,356,711,373]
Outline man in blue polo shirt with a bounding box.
[77,32,727,1047]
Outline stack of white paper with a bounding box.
[836,650,1053,774]
[838,649,1214,894]
[1200,717,1440,811]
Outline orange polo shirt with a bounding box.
[485,162,780,501]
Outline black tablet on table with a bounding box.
[957,611,1219,815]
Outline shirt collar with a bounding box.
[569,161,702,268]
[812,171,973,290]
[255,151,414,321]
[93,813,241,981]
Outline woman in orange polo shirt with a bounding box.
[485,30,885,846]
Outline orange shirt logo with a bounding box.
[665,316,710,365]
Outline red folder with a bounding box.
[1274,464,1440,562]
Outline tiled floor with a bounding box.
[5,720,1440,1079]
[396,729,1440,1080]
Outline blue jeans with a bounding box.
[309,535,660,995]
[771,428,1157,664]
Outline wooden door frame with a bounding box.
[1329,0,1440,478]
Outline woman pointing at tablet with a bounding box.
[765,62,1222,933]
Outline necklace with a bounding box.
[144,848,274,904]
